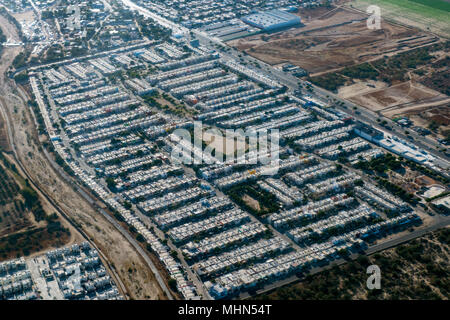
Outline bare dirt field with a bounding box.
[11,10,35,24]
[328,40,449,141]
[0,14,21,43]
[407,104,450,140]
[344,80,450,139]
[337,79,388,99]
[347,81,447,112]
[242,194,261,212]
[228,6,437,75]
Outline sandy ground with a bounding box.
[347,81,447,113]
[432,195,450,208]
[11,10,35,24]
[203,130,246,157]
[337,79,388,99]
[423,186,446,199]
[384,99,450,118]
[0,14,21,43]
[242,194,261,212]
[334,44,449,142]
[0,18,165,300]
[0,107,10,151]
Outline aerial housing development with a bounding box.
[0,0,449,303]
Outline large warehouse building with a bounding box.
[241,9,301,31]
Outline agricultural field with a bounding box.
[0,160,30,238]
[0,153,72,260]
[346,0,450,38]
[0,111,10,152]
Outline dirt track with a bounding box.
[347,81,446,112]
[0,14,166,300]
[229,6,437,75]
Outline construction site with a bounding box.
[228,5,438,75]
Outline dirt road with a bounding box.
[0,13,166,300]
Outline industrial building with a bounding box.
[28,40,426,301]
[242,9,301,31]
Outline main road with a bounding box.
[118,0,449,167]
[114,0,450,298]
[240,214,450,299]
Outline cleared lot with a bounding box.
[229,6,437,75]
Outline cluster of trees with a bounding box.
[136,16,172,41]
[12,50,31,69]
[0,165,70,258]
[14,71,28,83]
[0,220,70,259]
[404,159,449,185]
[21,186,47,221]
[308,73,346,92]
[257,229,449,300]
[41,44,65,64]
[143,93,163,109]
[421,69,450,96]
[310,43,445,91]
[376,177,419,205]
[69,44,88,58]
[143,91,191,116]
[372,47,433,84]
[27,100,47,134]
[354,153,402,174]
[168,278,178,292]
[41,10,54,20]
[106,177,117,190]
[227,184,280,216]
[0,166,20,205]
[340,63,379,80]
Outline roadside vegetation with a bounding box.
[0,151,70,260]
[0,25,6,56]
[308,42,450,92]
[227,184,281,217]
[256,228,450,300]
[353,153,450,207]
